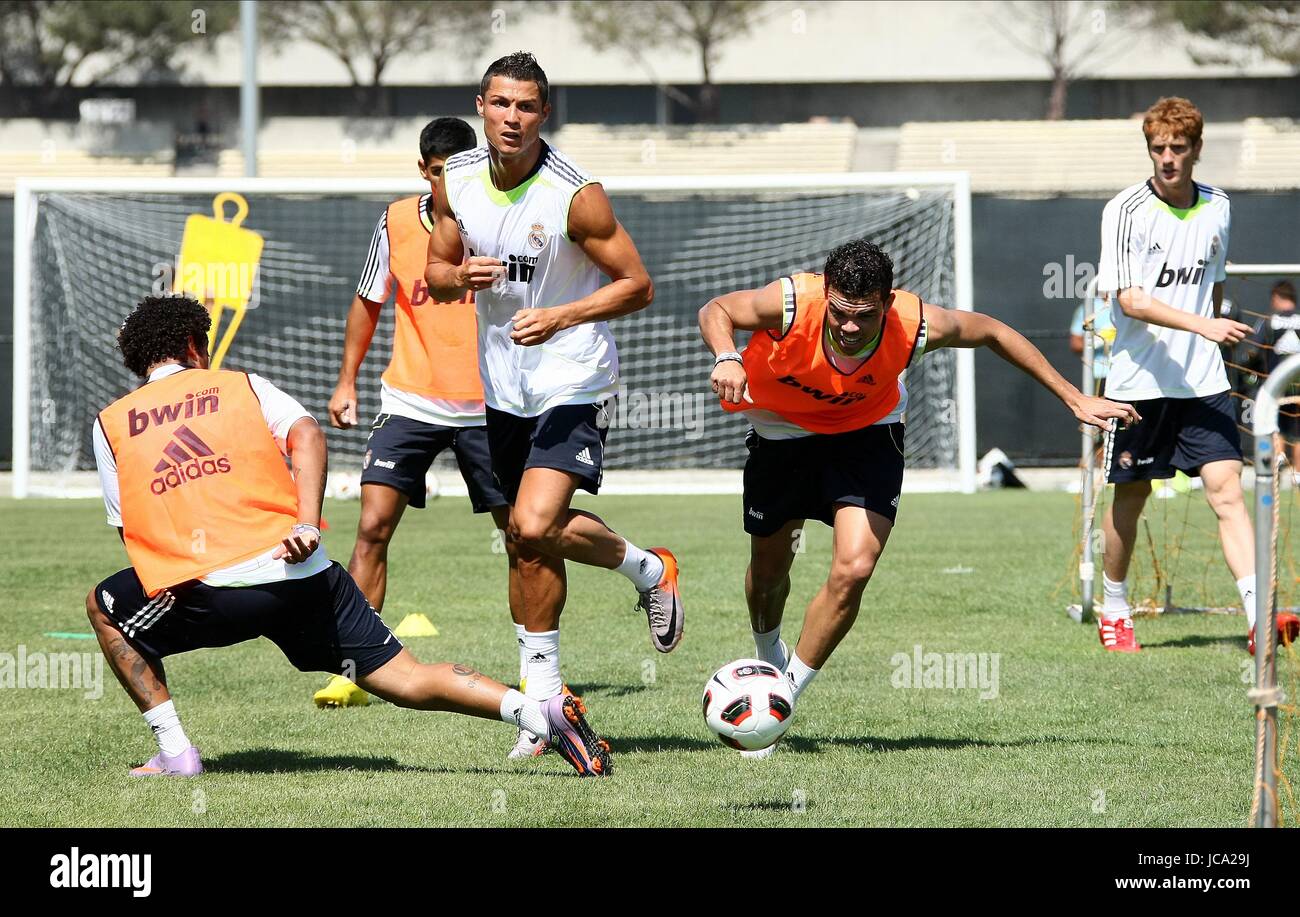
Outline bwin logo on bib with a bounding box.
[1155,260,1207,289]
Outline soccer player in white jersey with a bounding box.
[314,118,514,709]
[425,52,684,759]
[1096,96,1299,655]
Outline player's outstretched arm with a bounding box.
[329,294,383,429]
[424,169,503,301]
[1116,284,1251,344]
[926,304,1141,432]
[698,280,785,404]
[509,184,653,346]
[274,416,327,563]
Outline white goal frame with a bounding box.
[11,172,976,498]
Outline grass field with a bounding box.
[1,488,1296,827]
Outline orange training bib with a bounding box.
[722,273,924,434]
[99,368,301,594]
[381,195,483,400]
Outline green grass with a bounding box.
[0,489,1295,827]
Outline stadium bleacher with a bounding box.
[896,118,1300,193]
[0,119,174,193]
[6,115,1298,190]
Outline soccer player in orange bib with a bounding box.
[87,295,611,777]
[318,117,514,709]
[700,239,1139,756]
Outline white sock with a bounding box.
[1239,575,1258,630]
[513,622,528,687]
[500,688,549,738]
[522,629,562,701]
[142,700,192,757]
[616,539,664,591]
[786,652,819,703]
[753,626,787,668]
[1102,574,1130,616]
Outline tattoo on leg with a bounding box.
[452,663,483,689]
[100,623,166,707]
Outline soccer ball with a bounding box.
[702,658,794,751]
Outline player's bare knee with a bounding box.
[356,512,397,550]
[1204,483,1244,519]
[828,556,875,596]
[511,512,560,551]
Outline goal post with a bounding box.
[1252,351,1300,829]
[11,171,975,498]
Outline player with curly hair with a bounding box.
[86,295,611,778]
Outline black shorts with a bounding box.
[1106,391,1243,483]
[1281,402,1300,442]
[361,414,505,511]
[485,402,610,504]
[93,562,403,678]
[742,423,906,537]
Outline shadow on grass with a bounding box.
[1141,634,1245,650]
[566,681,651,700]
[606,734,719,753]
[206,748,571,779]
[729,799,815,813]
[606,732,1147,755]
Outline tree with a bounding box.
[262,0,497,116]
[568,0,775,123]
[1130,0,1300,66]
[990,0,1142,120]
[0,0,236,112]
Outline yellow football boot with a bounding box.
[313,674,370,708]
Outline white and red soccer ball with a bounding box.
[702,658,794,751]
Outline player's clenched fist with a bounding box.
[456,255,507,292]
[327,382,357,429]
[510,307,565,346]
[711,359,748,404]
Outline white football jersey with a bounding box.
[1096,179,1231,401]
[443,143,618,417]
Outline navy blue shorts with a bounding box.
[485,402,610,504]
[1106,390,1244,483]
[361,414,505,511]
[1281,402,1300,442]
[742,423,906,537]
[93,562,403,678]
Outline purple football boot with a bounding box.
[129,746,203,777]
[543,695,612,777]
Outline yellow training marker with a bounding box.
[393,613,440,638]
[174,192,264,369]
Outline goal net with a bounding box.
[12,174,973,497]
